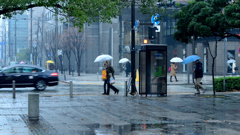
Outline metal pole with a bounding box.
[223,38,226,92]
[124,81,127,97]
[15,18,16,62]
[192,38,195,84]
[4,24,6,66]
[55,9,58,72]
[41,12,44,67]
[31,8,33,64]
[8,20,10,63]
[111,28,113,66]
[130,0,136,94]
[187,44,190,83]
[13,80,15,99]
[70,81,73,98]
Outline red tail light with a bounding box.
[51,73,58,76]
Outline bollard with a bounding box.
[72,68,74,77]
[97,72,99,81]
[70,81,73,98]
[12,80,15,99]
[28,94,39,120]
[124,81,127,97]
[64,70,66,81]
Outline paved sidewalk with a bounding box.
[0,84,240,135]
[59,72,213,85]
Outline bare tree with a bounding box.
[45,33,57,69]
[61,27,90,76]
[60,30,72,75]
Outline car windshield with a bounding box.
[0,67,7,72]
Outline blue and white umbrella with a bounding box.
[227,59,236,64]
[182,55,201,65]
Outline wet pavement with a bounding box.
[0,83,240,134]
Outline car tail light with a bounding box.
[51,73,58,76]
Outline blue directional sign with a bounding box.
[151,14,160,25]
[135,20,138,28]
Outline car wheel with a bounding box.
[35,80,47,91]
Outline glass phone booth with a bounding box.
[139,44,167,96]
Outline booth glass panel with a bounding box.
[150,50,167,94]
[139,51,146,93]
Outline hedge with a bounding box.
[214,77,240,92]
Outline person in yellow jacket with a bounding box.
[102,63,108,95]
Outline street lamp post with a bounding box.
[15,18,16,62]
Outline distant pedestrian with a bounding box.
[125,61,131,77]
[106,60,119,95]
[231,61,239,76]
[170,63,178,82]
[193,60,206,94]
[49,63,54,70]
[102,63,108,95]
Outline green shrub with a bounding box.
[214,77,240,92]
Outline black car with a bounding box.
[0,64,59,91]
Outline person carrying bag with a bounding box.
[106,60,119,95]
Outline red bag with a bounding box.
[168,67,171,71]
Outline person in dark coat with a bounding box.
[193,60,206,94]
[106,60,119,95]
[125,61,131,77]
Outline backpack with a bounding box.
[234,67,238,71]
[168,67,171,71]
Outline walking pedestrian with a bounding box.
[106,60,119,95]
[102,63,108,95]
[231,61,239,76]
[193,60,206,94]
[125,61,131,77]
[170,63,178,82]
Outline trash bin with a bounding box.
[139,44,167,96]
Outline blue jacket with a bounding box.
[195,61,203,78]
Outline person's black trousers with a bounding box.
[103,80,107,94]
[107,83,118,94]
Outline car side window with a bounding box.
[3,67,22,74]
[22,67,42,73]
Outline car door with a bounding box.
[0,67,22,87]
[20,66,42,86]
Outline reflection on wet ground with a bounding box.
[2,84,240,134]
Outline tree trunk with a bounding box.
[60,60,63,74]
[212,57,215,97]
[68,58,71,75]
[78,66,80,76]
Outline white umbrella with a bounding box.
[227,59,236,64]
[94,54,113,63]
[119,58,130,63]
[170,57,183,63]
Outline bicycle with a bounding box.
[126,77,137,96]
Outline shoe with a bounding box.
[176,80,178,82]
[115,90,119,95]
[201,89,206,93]
[170,80,173,82]
[194,93,200,95]
[102,93,107,95]
[130,92,135,95]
